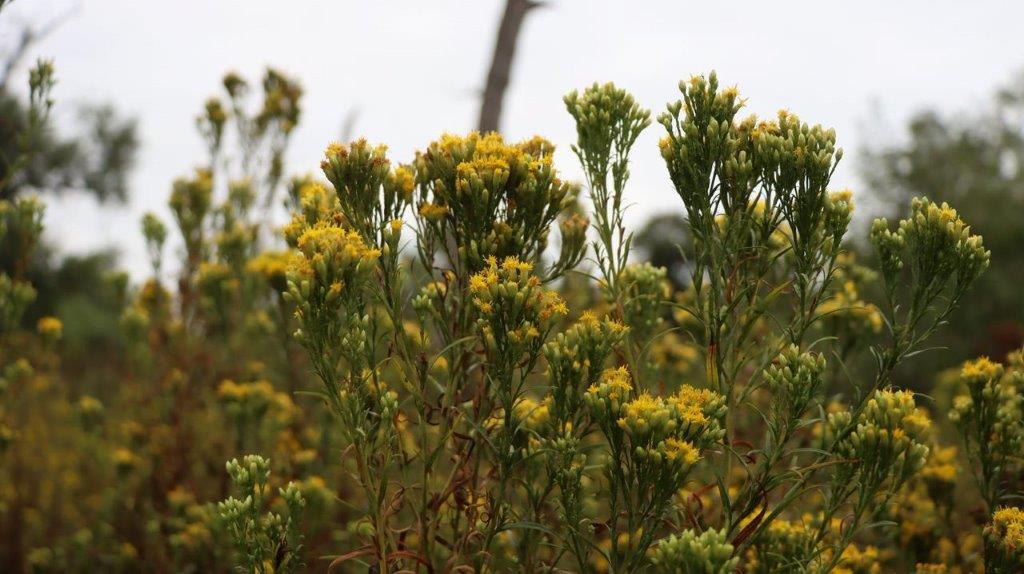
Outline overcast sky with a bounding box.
[3,0,1021,279]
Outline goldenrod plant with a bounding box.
[219,455,305,574]
[2,60,1018,574]
[272,72,993,572]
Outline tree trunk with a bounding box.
[478,0,541,133]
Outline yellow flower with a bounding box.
[470,256,566,352]
[418,202,448,222]
[587,366,633,402]
[668,385,719,426]
[989,507,1024,552]
[513,396,552,430]
[920,445,958,484]
[246,250,294,291]
[618,393,670,437]
[662,437,700,464]
[837,543,882,574]
[961,356,1003,384]
[36,316,62,341]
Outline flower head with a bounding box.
[469,256,566,361]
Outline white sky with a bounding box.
[3,0,1021,279]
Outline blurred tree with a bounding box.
[633,212,691,292]
[478,0,543,133]
[862,71,1024,364]
[0,9,139,371]
[1,5,138,202]
[0,94,138,202]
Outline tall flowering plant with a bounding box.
[275,73,989,573]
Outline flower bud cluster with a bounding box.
[763,345,827,422]
[543,311,629,422]
[0,272,36,332]
[320,139,413,245]
[759,112,842,256]
[564,82,651,193]
[169,169,213,257]
[141,212,167,274]
[282,181,342,248]
[657,73,744,213]
[658,72,846,279]
[872,197,989,300]
[414,133,575,272]
[650,527,739,573]
[335,371,400,446]
[469,256,567,364]
[197,96,227,153]
[745,518,815,573]
[984,507,1024,571]
[832,389,931,493]
[949,355,1024,500]
[285,222,380,320]
[255,69,303,136]
[219,455,305,574]
[2,196,46,265]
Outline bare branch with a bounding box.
[0,3,79,90]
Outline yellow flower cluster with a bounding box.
[920,444,959,488]
[988,507,1024,552]
[320,139,412,241]
[415,132,574,269]
[282,180,342,247]
[587,367,724,483]
[817,252,883,336]
[418,202,448,222]
[469,256,567,352]
[950,354,1024,488]
[217,379,293,427]
[960,356,1003,384]
[832,389,932,492]
[618,392,675,439]
[512,396,552,432]
[984,507,1024,570]
[584,366,634,421]
[246,250,294,293]
[544,311,629,413]
[745,517,815,573]
[834,543,883,574]
[166,487,215,556]
[197,261,239,300]
[36,316,62,342]
[289,222,380,308]
[662,437,700,465]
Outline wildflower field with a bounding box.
[2,17,1024,574]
